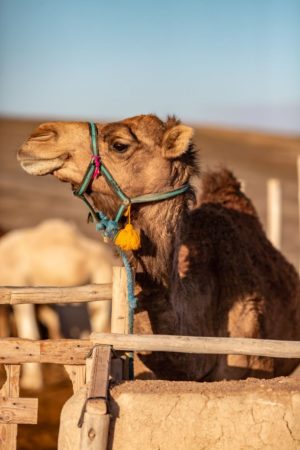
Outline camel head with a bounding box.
[18,115,198,210]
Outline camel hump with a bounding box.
[200,168,257,216]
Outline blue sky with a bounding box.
[0,0,299,133]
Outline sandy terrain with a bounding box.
[1,117,300,449]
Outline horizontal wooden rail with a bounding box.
[0,338,93,364]
[0,398,38,424]
[0,283,112,305]
[1,334,300,365]
[91,333,300,359]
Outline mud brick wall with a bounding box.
[59,377,300,450]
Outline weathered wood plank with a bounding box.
[111,267,128,334]
[0,398,38,424]
[1,333,300,365]
[0,339,93,364]
[80,347,111,450]
[111,267,130,379]
[91,333,300,359]
[80,400,110,450]
[40,340,92,364]
[64,365,86,394]
[0,366,20,398]
[0,339,40,364]
[0,284,112,305]
[0,423,16,450]
[0,365,21,450]
[87,346,111,400]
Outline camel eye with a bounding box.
[111,142,129,153]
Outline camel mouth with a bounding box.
[19,155,68,176]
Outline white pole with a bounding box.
[297,156,300,273]
[267,178,282,250]
[239,179,246,193]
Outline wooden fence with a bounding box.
[1,264,300,449]
[0,267,128,450]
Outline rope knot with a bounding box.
[95,212,118,238]
[92,155,101,179]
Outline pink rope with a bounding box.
[92,155,101,179]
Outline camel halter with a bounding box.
[74,122,190,243]
[74,122,190,377]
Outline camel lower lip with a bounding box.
[20,157,66,176]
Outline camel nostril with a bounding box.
[17,148,30,161]
[29,130,57,142]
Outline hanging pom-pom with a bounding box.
[114,205,141,251]
[114,223,141,251]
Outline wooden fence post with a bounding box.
[80,346,111,450]
[239,179,246,193]
[0,365,38,450]
[267,178,282,250]
[111,266,129,334]
[111,266,130,379]
[64,365,86,394]
[0,365,20,450]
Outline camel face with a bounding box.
[18,115,195,199]
[18,122,92,185]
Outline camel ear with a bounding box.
[162,125,194,159]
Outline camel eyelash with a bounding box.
[110,142,130,153]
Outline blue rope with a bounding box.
[94,213,137,379]
[95,211,119,238]
[93,211,137,335]
[118,248,137,380]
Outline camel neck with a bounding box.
[90,189,191,286]
[133,195,189,287]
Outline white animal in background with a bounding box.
[0,219,118,389]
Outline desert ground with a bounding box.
[1,117,300,449]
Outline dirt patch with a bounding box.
[112,376,300,397]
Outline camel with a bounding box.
[18,115,300,381]
[0,219,117,389]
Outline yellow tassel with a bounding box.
[114,205,141,251]
[114,223,141,251]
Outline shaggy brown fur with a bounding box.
[133,169,300,380]
[18,115,300,381]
